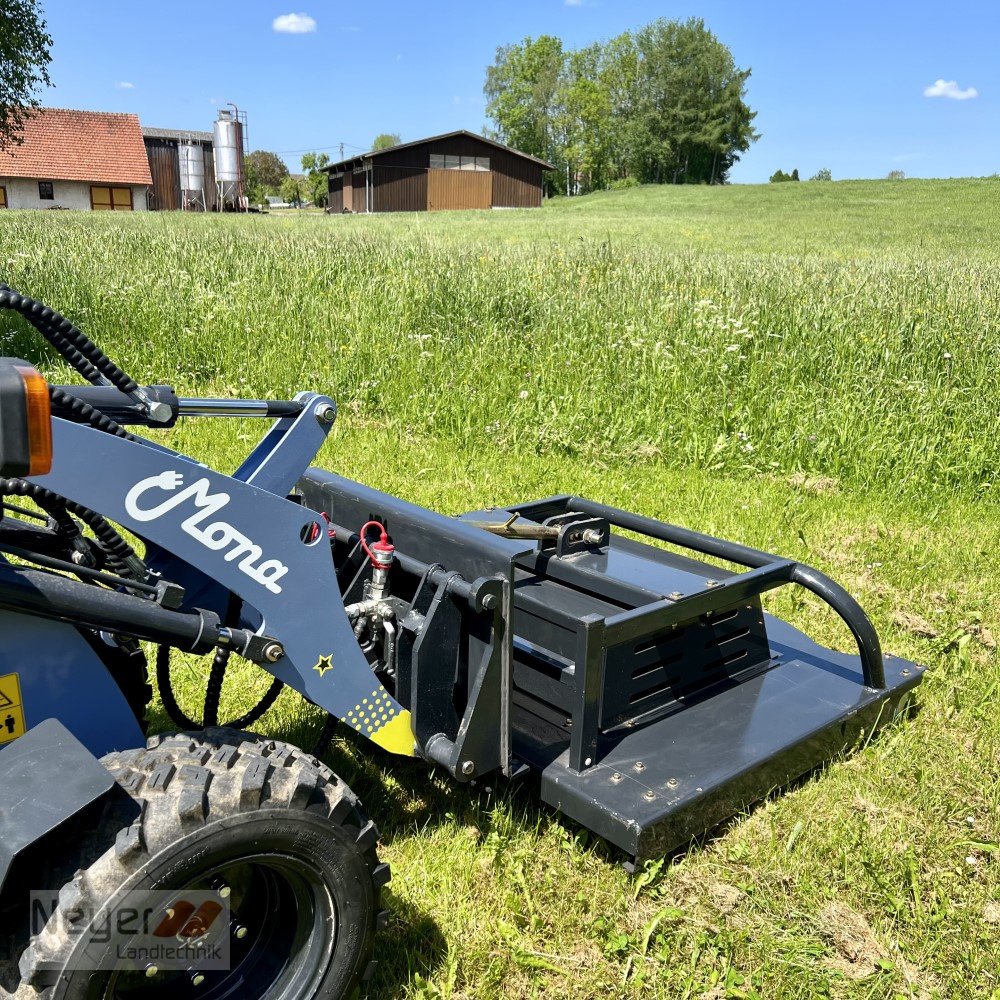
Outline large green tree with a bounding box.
[371,132,400,151]
[557,43,614,192]
[245,150,289,192]
[301,152,329,207]
[484,34,564,184]
[624,19,758,185]
[0,0,52,151]
[484,18,758,192]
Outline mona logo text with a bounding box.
[125,471,289,594]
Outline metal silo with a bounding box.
[178,142,205,210]
[212,108,244,209]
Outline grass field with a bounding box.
[1,179,998,998]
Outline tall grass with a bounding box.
[0,207,995,503]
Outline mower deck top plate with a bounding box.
[515,615,924,864]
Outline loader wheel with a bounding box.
[15,729,389,1000]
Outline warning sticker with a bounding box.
[0,673,26,745]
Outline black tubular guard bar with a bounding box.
[565,497,886,690]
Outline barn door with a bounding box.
[427,170,492,211]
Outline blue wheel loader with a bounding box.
[0,289,924,998]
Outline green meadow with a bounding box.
[0,178,997,998]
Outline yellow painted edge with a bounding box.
[369,709,415,756]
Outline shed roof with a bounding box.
[322,129,555,173]
[142,126,214,144]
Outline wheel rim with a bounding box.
[98,853,335,1000]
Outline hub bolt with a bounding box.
[314,403,337,425]
[643,790,656,801]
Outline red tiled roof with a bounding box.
[0,108,152,185]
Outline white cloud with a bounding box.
[272,12,317,33]
[116,81,134,89]
[924,79,978,100]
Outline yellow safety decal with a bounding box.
[345,688,415,756]
[370,710,415,756]
[0,672,26,745]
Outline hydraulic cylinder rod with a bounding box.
[0,565,278,662]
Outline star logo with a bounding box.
[313,654,334,677]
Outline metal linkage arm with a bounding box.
[50,385,306,428]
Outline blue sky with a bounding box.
[37,0,997,183]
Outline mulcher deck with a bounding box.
[514,616,922,864]
[299,473,925,863]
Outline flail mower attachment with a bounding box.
[298,474,925,864]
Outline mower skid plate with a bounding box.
[518,616,922,865]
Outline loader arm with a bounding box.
[27,403,417,756]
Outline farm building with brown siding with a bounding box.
[142,127,218,211]
[324,130,553,213]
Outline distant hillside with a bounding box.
[537,177,1000,259]
[300,175,1000,261]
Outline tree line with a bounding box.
[243,150,329,208]
[244,134,401,208]
[484,17,759,194]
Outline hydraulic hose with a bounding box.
[202,593,243,727]
[312,713,340,758]
[48,386,136,440]
[155,644,201,730]
[157,642,285,732]
[227,677,284,730]
[0,285,138,394]
[0,478,143,580]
